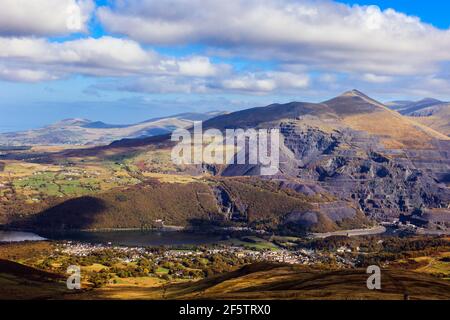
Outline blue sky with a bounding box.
[1,0,450,132]
[342,0,450,28]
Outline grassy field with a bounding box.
[0,160,140,202]
[411,252,450,280]
[221,236,280,251]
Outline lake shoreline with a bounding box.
[0,229,225,246]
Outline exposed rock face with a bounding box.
[278,180,327,196]
[212,185,247,221]
[400,208,450,230]
[283,201,362,232]
[318,202,358,221]
[285,211,319,228]
[218,120,450,223]
[280,122,340,166]
[279,124,450,220]
[200,92,450,227]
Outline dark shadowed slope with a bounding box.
[202,102,337,130]
[149,262,450,300]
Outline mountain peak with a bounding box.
[340,89,368,98]
[418,97,442,104]
[322,90,388,116]
[57,118,92,126]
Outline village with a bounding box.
[55,238,357,280]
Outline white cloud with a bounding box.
[319,73,338,83]
[177,56,224,77]
[0,34,308,94]
[0,66,58,82]
[219,72,309,93]
[91,71,310,95]
[362,73,393,83]
[400,76,450,98]
[273,72,310,89]
[0,0,94,36]
[113,76,209,94]
[1,0,450,99]
[222,77,277,93]
[98,0,450,76]
[0,36,225,80]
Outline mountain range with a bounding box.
[386,98,450,136]
[2,90,449,234]
[2,92,449,146]
[0,111,225,146]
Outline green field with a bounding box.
[222,237,280,251]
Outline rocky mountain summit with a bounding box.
[209,90,450,225]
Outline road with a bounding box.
[312,226,387,239]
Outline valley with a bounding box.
[1,90,449,234]
[0,234,448,300]
[1,90,449,300]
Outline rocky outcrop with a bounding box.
[280,122,340,166]
[219,121,450,223]
[281,125,450,220]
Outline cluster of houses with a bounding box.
[57,241,356,268]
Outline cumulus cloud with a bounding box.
[0,0,94,36]
[362,73,393,83]
[177,56,226,77]
[218,72,310,93]
[116,76,209,94]
[0,36,226,80]
[98,0,450,76]
[90,70,310,95]
[1,0,450,99]
[0,66,58,82]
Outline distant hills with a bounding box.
[386,98,450,136]
[0,111,225,146]
[386,98,445,115]
[406,104,450,136]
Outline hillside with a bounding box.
[385,97,450,136]
[407,103,450,136]
[124,262,450,300]
[322,90,448,149]
[0,112,223,146]
[202,90,448,150]
[386,98,446,115]
[0,258,67,299]
[7,176,369,234]
[202,101,336,130]
[213,90,450,221]
[3,261,449,300]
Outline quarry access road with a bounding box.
[312,226,387,239]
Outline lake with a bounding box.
[0,230,47,242]
[0,230,223,247]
